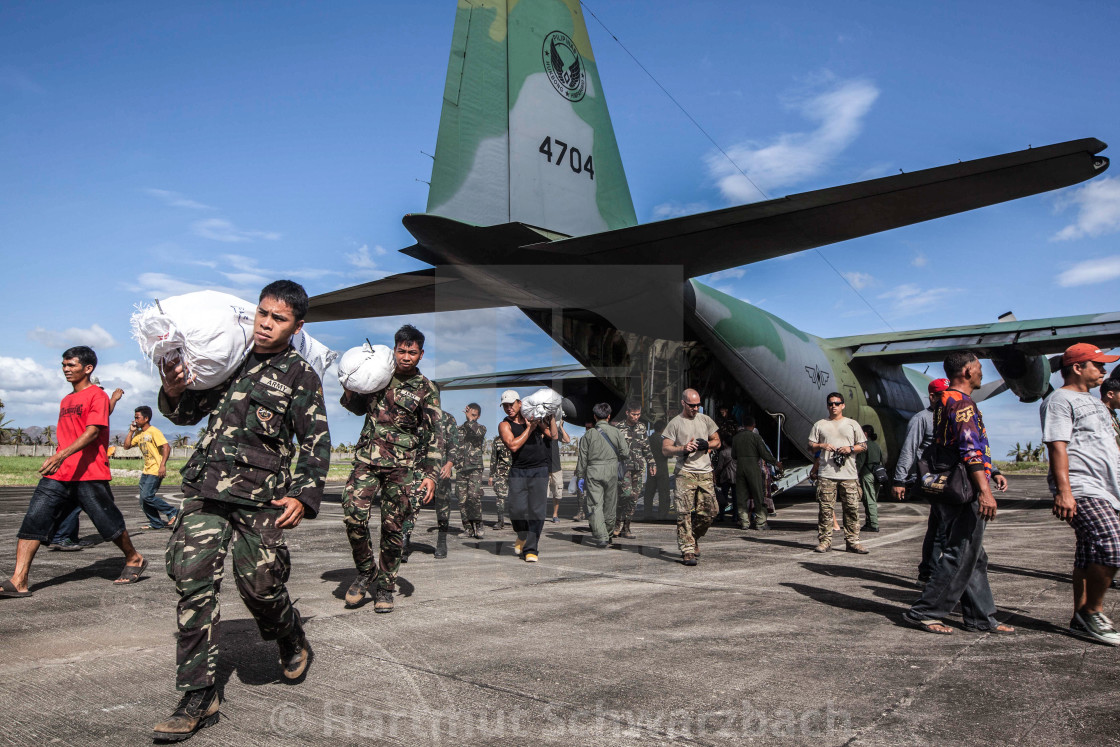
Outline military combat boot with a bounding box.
[473,521,485,540]
[434,527,448,559]
[620,521,635,539]
[277,619,312,680]
[373,587,394,613]
[151,685,220,742]
[344,571,373,607]
[494,513,506,530]
[463,522,476,539]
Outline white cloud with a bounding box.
[127,272,253,300]
[911,252,928,268]
[877,283,958,316]
[704,268,746,283]
[94,360,162,401]
[1052,176,1120,240]
[708,77,879,201]
[27,323,118,350]
[192,218,281,243]
[651,202,709,220]
[841,271,873,290]
[1056,255,1120,287]
[0,356,69,417]
[145,188,214,210]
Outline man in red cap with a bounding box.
[1042,342,1120,646]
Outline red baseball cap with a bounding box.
[1061,343,1120,367]
[928,378,950,394]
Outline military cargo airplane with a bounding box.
[307,0,1119,477]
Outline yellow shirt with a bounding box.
[134,426,169,476]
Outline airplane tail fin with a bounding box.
[426,0,637,237]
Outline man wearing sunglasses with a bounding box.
[808,393,869,554]
[662,389,721,566]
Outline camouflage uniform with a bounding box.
[490,437,511,521]
[611,417,655,535]
[456,419,487,529]
[341,370,442,593]
[433,411,460,529]
[158,348,330,691]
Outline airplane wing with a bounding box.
[532,138,1108,278]
[827,311,1120,364]
[435,363,594,391]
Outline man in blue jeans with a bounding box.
[124,405,178,530]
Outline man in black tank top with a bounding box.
[498,390,557,562]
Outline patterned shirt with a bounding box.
[935,389,991,479]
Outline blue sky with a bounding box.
[2,1,1119,460]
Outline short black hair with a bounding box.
[135,406,153,421]
[863,424,878,440]
[1102,377,1120,398]
[394,324,425,349]
[62,346,97,369]
[260,280,309,321]
[743,414,756,428]
[826,392,844,404]
[943,351,978,379]
[625,401,642,413]
[466,402,481,413]
[592,402,612,420]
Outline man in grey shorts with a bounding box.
[1042,343,1120,646]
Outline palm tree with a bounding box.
[111,433,123,447]
[12,427,26,446]
[40,425,56,447]
[1030,443,1047,462]
[1006,442,1023,462]
[173,434,191,448]
[196,427,208,445]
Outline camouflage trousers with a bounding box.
[615,467,645,529]
[342,462,420,592]
[817,478,861,547]
[457,468,483,525]
[492,472,508,516]
[433,476,456,529]
[165,498,297,691]
[675,470,718,554]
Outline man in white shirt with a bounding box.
[1042,343,1120,646]
[807,392,868,554]
[662,389,720,566]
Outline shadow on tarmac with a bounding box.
[29,556,152,593]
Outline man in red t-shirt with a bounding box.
[1,346,146,598]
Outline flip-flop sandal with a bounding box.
[902,611,953,634]
[115,558,148,584]
[0,579,32,598]
[963,623,1016,634]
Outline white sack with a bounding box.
[131,290,337,390]
[521,387,563,421]
[336,343,394,394]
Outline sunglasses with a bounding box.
[827,401,843,407]
[683,402,701,408]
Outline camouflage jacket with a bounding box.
[490,437,512,482]
[611,418,655,471]
[456,419,487,472]
[342,369,443,483]
[158,347,331,518]
[440,411,460,473]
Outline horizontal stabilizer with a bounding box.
[306,268,503,323]
[436,363,595,391]
[531,139,1108,278]
[829,311,1120,364]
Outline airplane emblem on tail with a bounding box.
[543,31,586,102]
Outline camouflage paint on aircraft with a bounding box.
[427,0,637,236]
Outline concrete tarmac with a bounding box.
[0,477,1117,746]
